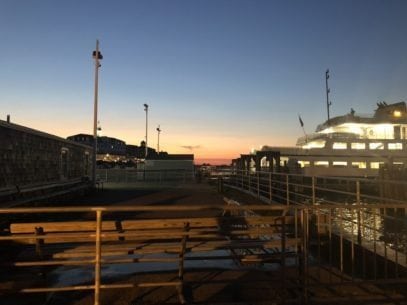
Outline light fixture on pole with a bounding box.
[156,125,161,153]
[92,40,103,187]
[144,103,149,158]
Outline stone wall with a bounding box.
[0,120,93,189]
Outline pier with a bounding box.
[0,172,406,305]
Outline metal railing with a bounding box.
[0,204,302,304]
[96,168,195,184]
[220,170,407,272]
[0,203,406,304]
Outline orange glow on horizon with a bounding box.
[11,117,297,161]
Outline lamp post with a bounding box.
[92,40,103,187]
[144,103,149,158]
[156,125,161,153]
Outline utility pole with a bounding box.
[144,104,149,158]
[92,40,103,187]
[156,125,161,153]
[325,69,332,121]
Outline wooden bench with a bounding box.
[5,214,302,303]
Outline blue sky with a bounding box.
[1,0,407,163]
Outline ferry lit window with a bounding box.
[351,143,365,150]
[298,161,310,168]
[333,142,347,149]
[332,161,347,167]
[369,142,384,150]
[302,141,326,149]
[280,157,289,167]
[352,162,366,169]
[370,162,384,169]
[393,110,402,117]
[388,143,402,150]
[314,161,329,167]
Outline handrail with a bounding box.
[1,204,300,305]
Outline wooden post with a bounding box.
[34,227,44,259]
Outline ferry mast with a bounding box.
[325,69,331,121]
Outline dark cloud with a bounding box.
[181,145,201,151]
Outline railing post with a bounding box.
[356,180,362,245]
[257,172,260,198]
[286,174,289,206]
[178,222,189,304]
[269,172,272,203]
[312,176,316,205]
[94,210,102,305]
[248,170,251,193]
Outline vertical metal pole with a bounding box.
[286,174,289,205]
[257,172,260,198]
[301,209,308,304]
[156,125,161,153]
[248,169,252,193]
[269,172,272,203]
[144,104,149,158]
[373,208,377,280]
[351,208,355,280]
[312,176,316,205]
[281,214,286,291]
[356,180,362,245]
[94,210,102,305]
[339,208,344,277]
[92,40,101,187]
[328,207,333,283]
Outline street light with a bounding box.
[156,125,161,153]
[92,40,103,187]
[144,103,149,158]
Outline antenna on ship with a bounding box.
[325,69,332,121]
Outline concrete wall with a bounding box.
[0,120,92,189]
[144,160,194,171]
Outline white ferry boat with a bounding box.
[261,102,407,177]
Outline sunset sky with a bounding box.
[1,1,407,164]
